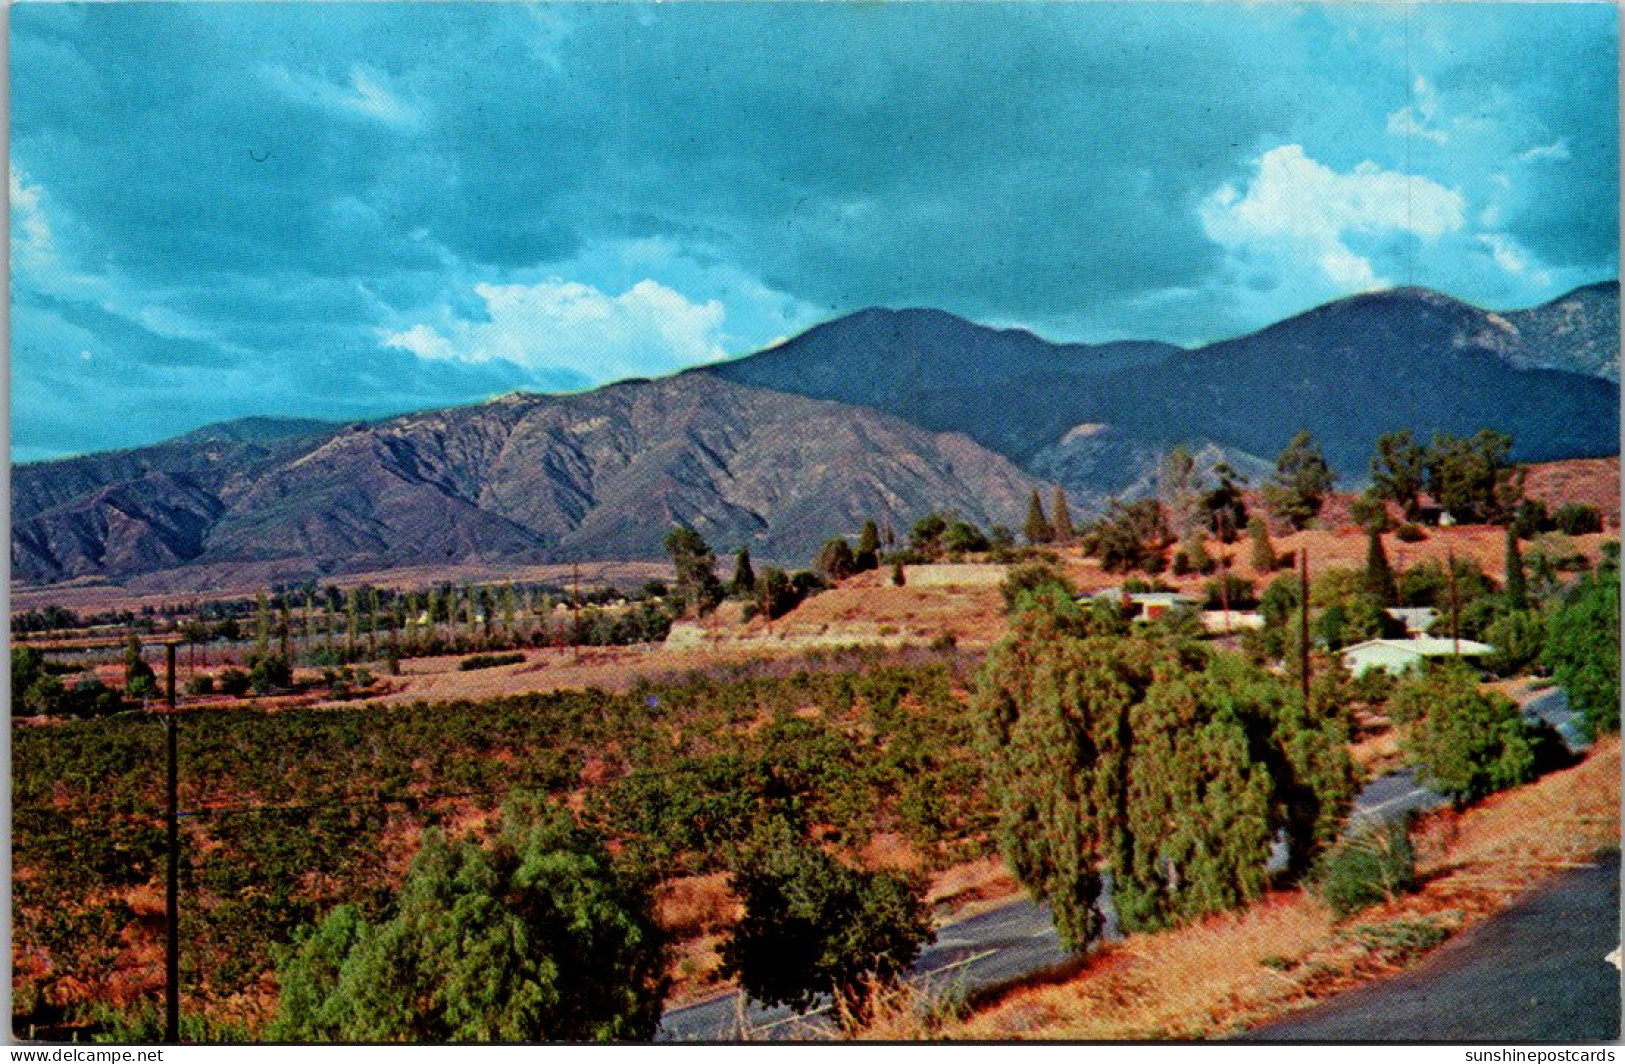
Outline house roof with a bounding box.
[1087,590,1201,605]
[1342,637,1495,659]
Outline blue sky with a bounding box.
[10,3,1618,460]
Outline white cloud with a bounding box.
[264,63,422,131]
[383,278,729,383]
[10,166,68,287]
[1386,77,1451,145]
[1200,144,1466,290]
[1518,138,1571,163]
[1479,233,1551,285]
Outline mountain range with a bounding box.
[12,283,1619,587]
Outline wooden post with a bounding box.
[1299,547,1311,711]
[1446,549,1461,657]
[164,643,179,1044]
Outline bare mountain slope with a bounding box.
[12,377,1044,585]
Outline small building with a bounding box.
[1384,607,1438,636]
[1087,589,1203,623]
[1342,636,1495,678]
[1200,610,1265,634]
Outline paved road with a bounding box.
[1521,686,1591,752]
[1244,853,1621,1042]
[658,895,1069,1041]
[1348,765,1447,831]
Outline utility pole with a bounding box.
[1299,547,1311,711]
[164,643,180,1044]
[1446,548,1461,657]
[571,563,582,662]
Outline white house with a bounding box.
[1342,636,1495,678]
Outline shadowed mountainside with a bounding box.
[703,284,1619,502]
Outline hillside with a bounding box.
[12,377,1043,587]
[703,285,1620,505]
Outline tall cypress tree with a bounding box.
[1363,525,1397,606]
[1023,490,1054,545]
[1504,523,1529,610]
[1247,516,1276,574]
[1052,487,1076,544]
[855,520,881,571]
[730,545,756,597]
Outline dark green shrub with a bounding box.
[1552,503,1604,536]
[1000,560,1075,614]
[1394,523,1427,543]
[247,653,292,694]
[217,668,252,697]
[458,652,526,671]
[185,674,216,697]
[1316,817,1416,919]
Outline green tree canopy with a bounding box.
[974,604,1353,952]
[855,520,882,571]
[720,822,933,1019]
[1204,463,1250,543]
[1545,545,1620,736]
[816,537,858,581]
[1263,430,1337,531]
[1000,560,1076,615]
[910,511,950,557]
[1093,499,1170,575]
[941,519,991,555]
[1247,515,1276,573]
[1394,664,1557,805]
[12,646,63,717]
[269,795,668,1042]
[664,525,724,617]
[1503,523,1529,611]
[1362,524,1398,606]
[123,633,158,699]
[1426,430,1514,525]
[1370,429,1427,519]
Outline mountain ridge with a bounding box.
[13,282,1618,587]
[12,375,1046,585]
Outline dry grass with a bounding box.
[1347,727,1403,777]
[656,873,741,940]
[889,738,1620,1041]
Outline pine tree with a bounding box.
[1023,490,1053,545]
[1052,487,1076,544]
[1158,446,1205,541]
[664,526,724,617]
[1264,430,1336,531]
